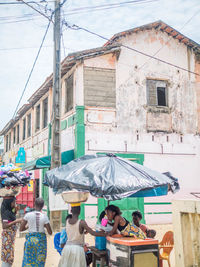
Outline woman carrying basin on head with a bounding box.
[58,203,107,267]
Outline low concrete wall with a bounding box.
[172,200,200,267]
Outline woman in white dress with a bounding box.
[58,203,107,267]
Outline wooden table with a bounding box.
[88,246,108,267]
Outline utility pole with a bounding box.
[51,0,61,170]
[50,0,61,232]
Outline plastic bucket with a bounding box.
[95,235,107,250]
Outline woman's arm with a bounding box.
[2,218,22,229]
[107,216,120,236]
[19,219,28,232]
[44,223,52,235]
[81,221,107,237]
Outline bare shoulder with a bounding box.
[80,219,86,226]
[114,215,121,221]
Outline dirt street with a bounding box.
[1,224,175,267]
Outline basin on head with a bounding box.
[61,191,89,204]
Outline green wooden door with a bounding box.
[97,153,145,223]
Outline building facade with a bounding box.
[1,21,200,224]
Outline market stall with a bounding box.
[107,235,159,267]
[44,153,180,267]
[0,163,31,197]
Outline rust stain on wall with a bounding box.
[108,54,116,67]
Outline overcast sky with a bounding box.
[0,0,199,131]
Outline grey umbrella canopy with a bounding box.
[44,154,180,200]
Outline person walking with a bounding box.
[1,196,22,267]
[20,197,52,267]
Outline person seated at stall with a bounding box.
[58,203,107,267]
[132,210,156,238]
[99,207,114,226]
[105,205,129,236]
[146,229,156,238]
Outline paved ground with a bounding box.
[1,224,175,267]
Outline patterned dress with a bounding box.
[22,232,47,267]
[121,223,147,239]
[1,225,17,265]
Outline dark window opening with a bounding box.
[147,79,168,107]
[17,125,20,144]
[13,127,16,145]
[157,87,166,106]
[43,97,48,128]
[36,104,40,131]
[65,74,73,113]
[23,118,26,140]
[27,113,31,137]
[8,132,11,150]
[6,135,8,152]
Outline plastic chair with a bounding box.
[54,232,62,255]
[159,231,174,267]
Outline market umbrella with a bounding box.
[44,154,179,201]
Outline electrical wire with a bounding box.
[16,0,53,23]
[62,0,158,15]
[6,0,199,77]
[64,22,200,77]
[0,1,36,4]
[0,45,52,51]
[0,0,158,24]
[0,0,54,4]
[60,0,67,8]
[139,8,200,70]
[10,1,200,77]
[12,17,52,119]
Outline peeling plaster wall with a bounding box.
[84,53,116,69]
[83,30,200,224]
[74,64,84,106]
[115,29,197,135]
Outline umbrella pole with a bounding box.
[107,200,110,206]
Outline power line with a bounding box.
[139,8,200,70]
[0,18,39,24]
[11,1,200,77]
[0,45,52,51]
[60,0,67,8]
[17,0,53,23]
[0,0,158,25]
[62,0,158,15]
[12,17,52,119]
[0,0,54,4]
[0,1,36,4]
[64,22,200,77]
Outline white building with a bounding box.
[1,20,200,224]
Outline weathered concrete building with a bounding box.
[1,21,200,224]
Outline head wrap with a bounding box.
[70,203,81,207]
[1,197,16,221]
